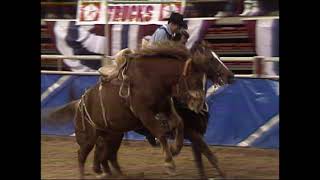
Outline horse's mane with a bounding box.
[130,41,190,61]
[190,40,210,54]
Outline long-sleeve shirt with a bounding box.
[150,24,173,44]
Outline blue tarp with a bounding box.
[205,79,279,148]
[41,75,279,149]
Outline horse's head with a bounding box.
[190,40,235,86]
[129,41,231,113]
[175,40,235,113]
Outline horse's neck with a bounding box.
[132,58,184,85]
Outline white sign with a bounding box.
[76,1,185,25]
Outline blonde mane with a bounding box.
[131,41,190,61]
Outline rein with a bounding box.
[78,90,104,131]
[99,83,110,128]
[76,84,115,132]
[182,58,192,76]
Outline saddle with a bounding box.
[98,50,132,99]
[98,48,133,83]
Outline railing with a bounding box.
[41,55,104,60]
[41,55,279,79]
[41,4,279,80]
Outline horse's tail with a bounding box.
[41,100,80,125]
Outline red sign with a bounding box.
[79,2,101,21]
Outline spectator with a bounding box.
[240,0,263,16]
[215,0,240,17]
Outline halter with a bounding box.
[177,58,207,111]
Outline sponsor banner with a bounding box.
[76,0,107,25]
[77,1,185,25]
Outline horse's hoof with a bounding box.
[96,173,108,179]
[164,162,176,175]
[165,167,176,176]
[93,167,103,174]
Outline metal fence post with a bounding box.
[253,56,264,78]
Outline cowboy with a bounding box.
[150,12,186,44]
[141,20,188,50]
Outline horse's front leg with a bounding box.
[188,129,226,178]
[137,110,178,175]
[185,128,207,179]
[168,98,184,156]
[158,136,176,175]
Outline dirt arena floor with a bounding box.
[41,135,279,179]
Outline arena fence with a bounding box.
[41,55,279,79]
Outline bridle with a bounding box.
[176,58,206,109]
[213,63,226,86]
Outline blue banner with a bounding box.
[41,75,279,149]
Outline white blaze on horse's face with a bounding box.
[211,51,233,85]
[211,51,230,72]
[202,73,207,91]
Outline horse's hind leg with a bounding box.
[78,143,95,179]
[93,137,104,175]
[76,130,96,179]
[108,134,124,176]
[96,158,112,178]
[109,156,122,175]
[97,133,123,176]
[191,142,207,179]
[101,159,112,176]
[93,136,112,179]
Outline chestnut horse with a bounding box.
[44,42,212,179]
[92,40,235,179]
